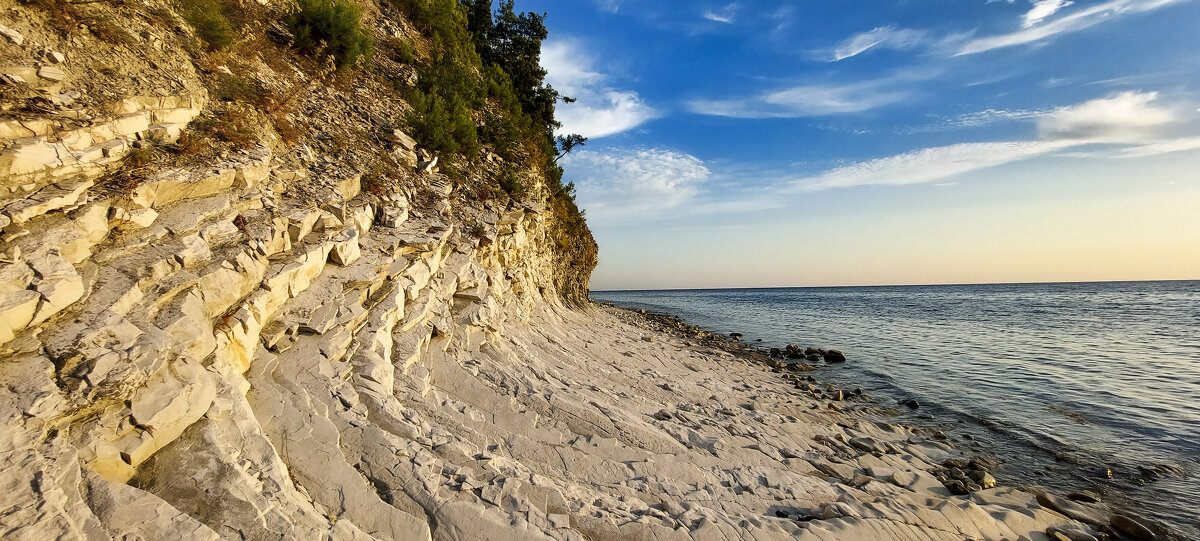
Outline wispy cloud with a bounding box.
[687,69,935,119]
[1105,136,1200,157]
[592,0,624,14]
[956,0,1189,55]
[702,3,739,24]
[828,25,928,61]
[788,90,1192,190]
[788,141,1076,190]
[1022,0,1074,27]
[561,148,710,219]
[904,107,1049,133]
[541,40,657,138]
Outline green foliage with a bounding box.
[178,0,235,51]
[404,83,479,159]
[386,36,417,64]
[498,168,524,196]
[286,0,374,69]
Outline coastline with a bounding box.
[598,302,1172,541]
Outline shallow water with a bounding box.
[591,281,1200,539]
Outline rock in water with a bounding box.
[823,350,847,363]
[1035,493,1108,526]
[1047,527,1099,541]
[1110,514,1157,540]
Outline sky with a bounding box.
[521,0,1200,290]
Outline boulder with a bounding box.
[969,470,996,489]
[823,350,847,363]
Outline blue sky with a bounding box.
[522,0,1200,289]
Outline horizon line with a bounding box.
[589,277,1200,293]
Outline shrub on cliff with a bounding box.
[286,0,374,69]
[177,0,234,51]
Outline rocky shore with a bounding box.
[602,304,1172,541]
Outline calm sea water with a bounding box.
[591,281,1200,539]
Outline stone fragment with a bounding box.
[28,251,84,325]
[174,234,211,268]
[0,259,35,293]
[300,302,340,335]
[0,289,41,342]
[329,227,360,266]
[0,24,23,45]
[393,129,417,150]
[37,65,67,82]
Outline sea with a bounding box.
[591,280,1199,540]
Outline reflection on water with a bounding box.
[592,281,1200,540]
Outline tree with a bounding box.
[554,134,586,162]
[462,0,493,59]
[489,1,558,130]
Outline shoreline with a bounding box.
[597,301,1175,541]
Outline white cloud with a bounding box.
[829,25,928,61]
[541,41,604,96]
[556,92,657,138]
[788,90,1193,190]
[956,0,1189,55]
[1037,90,1175,141]
[541,40,656,138]
[561,148,710,219]
[788,140,1076,190]
[702,3,739,23]
[687,72,925,118]
[1022,0,1074,27]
